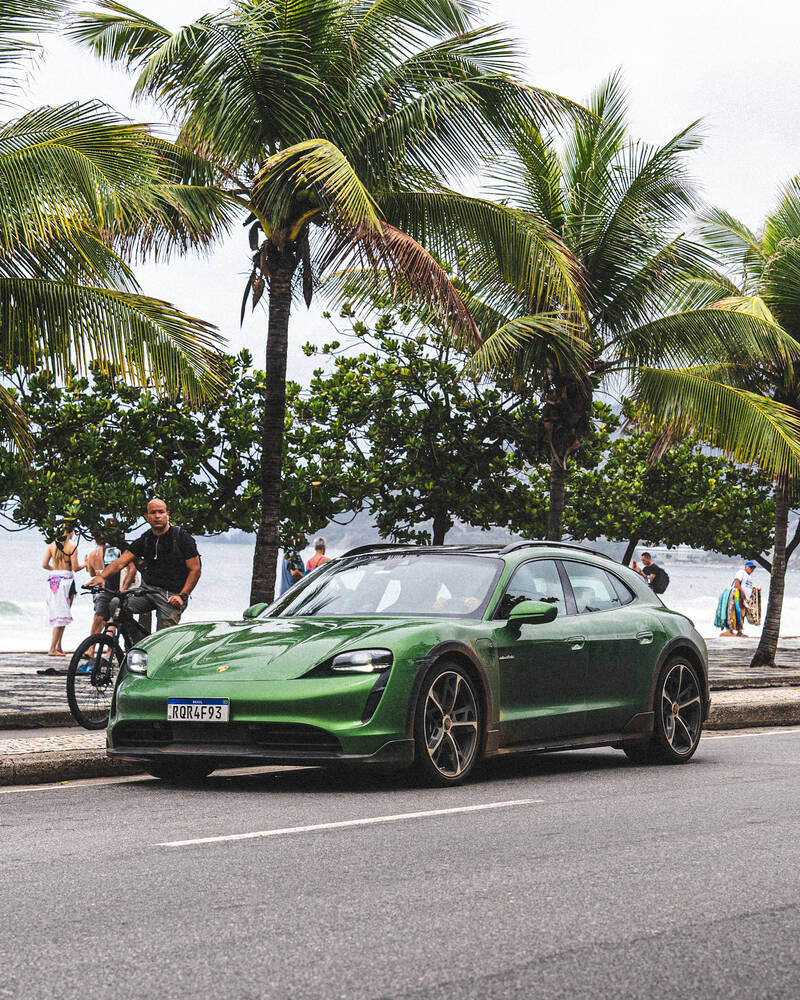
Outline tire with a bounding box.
[147,761,215,783]
[412,661,482,786]
[66,634,123,730]
[624,656,703,765]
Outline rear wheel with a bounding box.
[66,634,123,730]
[147,761,215,783]
[624,657,703,764]
[412,662,482,786]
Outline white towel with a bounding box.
[46,571,74,627]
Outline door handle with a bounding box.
[565,635,585,650]
[637,631,654,644]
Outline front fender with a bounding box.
[404,640,497,747]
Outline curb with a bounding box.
[705,689,800,730]
[0,749,145,786]
[0,710,77,729]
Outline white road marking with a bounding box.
[703,727,800,740]
[157,798,543,847]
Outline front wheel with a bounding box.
[624,657,703,765]
[66,634,123,730]
[412,662,482,786]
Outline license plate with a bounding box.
[167,698,230,722]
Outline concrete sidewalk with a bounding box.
[2,640,800,786]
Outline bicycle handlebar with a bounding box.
[80,584,148,599]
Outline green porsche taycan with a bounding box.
[107,542,709,785]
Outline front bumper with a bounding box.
[109,738,415,768]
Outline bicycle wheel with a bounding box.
[66,633,123,730]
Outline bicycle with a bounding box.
[66,586,150,730]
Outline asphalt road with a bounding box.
[3,729,800,1000]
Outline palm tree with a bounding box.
[69,0,586,602]
[467,74,800,540]
[671,185,800,667]
[0,3,232,454]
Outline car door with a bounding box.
[492,559,588,743]
[560,560,660,732]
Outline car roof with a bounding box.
[341,541,617,564]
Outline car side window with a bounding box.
[607,572,635,606]
[563,562,623,614]
[494,560,567,619]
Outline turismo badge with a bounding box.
[216,664,231,673]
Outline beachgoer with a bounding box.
[87,498,200,631]
[84,537,136,653]
[42,523,84,656]
[716,561,757,637]
[280,537,306,594]
[306,537,330,572]
[632,552,669,594]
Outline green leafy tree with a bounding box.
[70,0,585,601]
[285,309,548,545]
[1,357,261,541]
[0,3,232,453]
[1,355,360,552]
[468,74,800,542]
[565,410,775,565]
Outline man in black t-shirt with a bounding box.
[633,551,669,594]
[87,498,201,630]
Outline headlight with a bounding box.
[126,648,148,674]
[330,649,393,674]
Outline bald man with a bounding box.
[88,498,201,630]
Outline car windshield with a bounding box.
[269,552,502,618]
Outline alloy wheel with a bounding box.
[423,670,479,779]
[660,661,702,756]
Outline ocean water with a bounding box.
[2,529,798,651]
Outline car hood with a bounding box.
[140,615,442,681]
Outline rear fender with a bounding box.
[648,637,710,720]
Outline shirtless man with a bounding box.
[85,537,137,649]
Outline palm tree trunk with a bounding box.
[751,475,790,668]
[547,456,567,541]
[250,251,295,604]
[542,376,593,542]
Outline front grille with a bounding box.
[114,720,341,754]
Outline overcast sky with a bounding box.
[19,0,800,378]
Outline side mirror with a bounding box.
[242,603,268,620]
[508,599,558,625]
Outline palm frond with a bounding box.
[623,306,800,369]
[0,102,165,248]
[66,1,170,69]
[0,381,33,457]
[255,138,382,231]
[319,222,480,344]
[379,190,585,316]
[760,237,800,339]
[491,118,564,228]
[466,314,591,378]
[0,278,225,400]
[0,1,71,95]
[635,365,800,478]
[697,206,764,288]
[762,177,800,255]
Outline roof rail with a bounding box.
[340,543,505,558]
[498,540,616,562]
[340,543,407,558]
